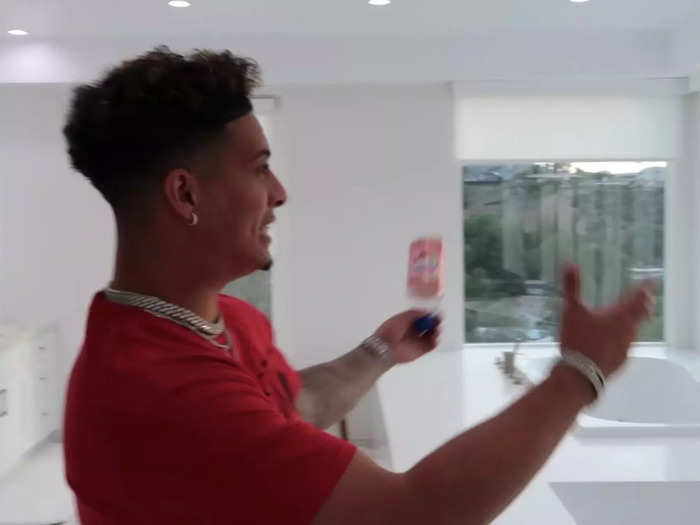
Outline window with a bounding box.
[463,161,665,344]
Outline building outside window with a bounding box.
[463,161,665,344]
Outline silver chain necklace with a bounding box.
[103,287,233,352]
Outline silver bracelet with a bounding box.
[361,334,395,365]
[558,349,606,400]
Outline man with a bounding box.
[63,47,653,524]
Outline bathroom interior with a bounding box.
[1,0,700,523]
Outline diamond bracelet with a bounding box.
[558,349,606,401]
[361,334,395,365]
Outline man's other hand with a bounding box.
[560,264,655,377]
[375,310,442,364]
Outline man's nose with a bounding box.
[270,172,287,208]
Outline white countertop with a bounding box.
[377,345,700,524]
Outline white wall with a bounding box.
[670,14,700,76]
[667,93,699,349]
[688,93,700,349]
[0,84,115,408]
[273,84,464,452]
[0,31,673,85]
[276,84,463,367]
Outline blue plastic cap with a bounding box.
[413,315,439,335]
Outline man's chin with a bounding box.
[261,259,273,272]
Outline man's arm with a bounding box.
[296,345,393,430]
[312,266,654,525]
[314,365,593,525]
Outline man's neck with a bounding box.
[112,238,222,323]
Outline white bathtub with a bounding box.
[520,352,700,437]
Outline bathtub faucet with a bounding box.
[503,340,521,376]
[495,339,524,384]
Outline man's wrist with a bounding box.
[548,364,597,407]
[360,334,396,368]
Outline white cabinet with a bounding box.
[0,339,26,477]
[0,325,61,478]
[30,329,61,439]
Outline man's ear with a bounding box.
[163,168,199,221]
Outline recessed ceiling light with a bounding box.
[570,0,590,3]
[7,29,29,36]
[168,1,191,7]
[369,0,391,6]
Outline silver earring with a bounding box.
[189,212,199,226]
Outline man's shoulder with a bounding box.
[218,294,273,346]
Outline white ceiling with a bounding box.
[2,0,700,40]
[2,1,699,84]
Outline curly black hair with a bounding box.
[63,46,261,213]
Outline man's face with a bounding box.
[198,114,287,280]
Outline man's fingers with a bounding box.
[562,264,582,304]
[640,278,660,295]
[640,290,655,318]
[388,309,434,333]
[619,286,655,322]
[421,328,441,351]
[642,290,655,317]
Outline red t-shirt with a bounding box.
[64,292,356,524]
